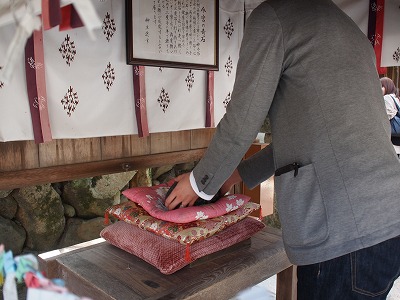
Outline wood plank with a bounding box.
[170,130,191,152]
[40,226,292,300]
[0,148,206,190]
[0,141,39,171]
[150,130,194,153]
[190,128,215,149]
[150,132,172,154]
[129,134,151,156]
[39,138,102,167]
[0,130,206,173]
[100,136,131,160]
[101,135,151,160]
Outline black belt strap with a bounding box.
[274,162,301,177]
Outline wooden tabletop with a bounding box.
[39,226,292,300]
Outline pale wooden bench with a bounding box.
[39,225,296,300]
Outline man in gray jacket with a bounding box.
[165,0,400,298]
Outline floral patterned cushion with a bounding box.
[100,217,265,275]
[121,180,251,223]
[105,201,260,245]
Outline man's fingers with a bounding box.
[167,199,179,210]
[166,196,191,210]
[165,192,177,209]
[164,173,197,210]
[165,191,184,210]
[165,189,177,208]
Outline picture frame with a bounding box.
[126,0,219,70]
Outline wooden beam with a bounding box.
[0,148,206,190]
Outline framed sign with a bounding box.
[126,0,219,70]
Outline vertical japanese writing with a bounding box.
[144,0,206,58]
[158,0,162,53]
[152,0,157,25]
[165,0,170,53]
[145,17,150,44]
[201,6,206,44]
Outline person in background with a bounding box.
[166,0,400,299]
[380,77,400,157]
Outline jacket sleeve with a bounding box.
[192,3,284,195]
[237,143,275,190]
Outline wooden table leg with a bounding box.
[276,265,297,300]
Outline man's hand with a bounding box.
[164,173,198,210]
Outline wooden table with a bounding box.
[39,226,295,300]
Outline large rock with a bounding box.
[63,171,136,218]
[63,203,76,218]
[130,168,152,187]
[12,184,65,251]
[58,217,105,248]
[153,167,176,184]
[0,216,26,254]
[0,190,12,198]
[152,165,173,181]
[0,194,18,219]
[174,162,196,175]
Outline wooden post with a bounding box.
[276,266,297,300]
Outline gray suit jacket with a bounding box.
[192,0,400,265]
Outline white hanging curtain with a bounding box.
[214,0,245,125]
[381,0,400,67]
[43,0,137,139]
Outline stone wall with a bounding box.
[0,162,195,255]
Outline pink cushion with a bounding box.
[100,217,265,274]
[105,201,260,245]
[122,180,251,223]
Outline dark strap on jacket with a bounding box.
[274,162,301,177]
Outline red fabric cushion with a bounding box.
[122,180,251,223]
[100,217,265,275]
[105,201,260,245]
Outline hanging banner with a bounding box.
[374,0,386,73]
[206,70,215,128]
[0,22,34,142]
[42,0,137,139]
[144,67,207,133]
[367,0,377,46]
[214,0,244,125]
[59,4,84,31]
[132,65,149,137]
[41,0,61,30]
[24,28,53,143]
[381,0,400,67]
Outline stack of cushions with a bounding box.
[100,180,265,274]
